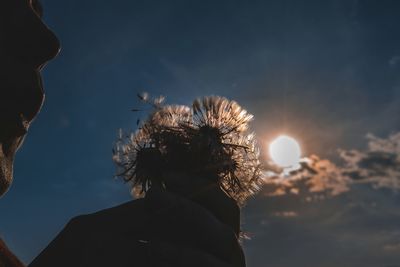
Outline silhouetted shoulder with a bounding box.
[68,198,148,231]
[29,199,149,267]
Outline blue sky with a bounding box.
[1,0,400,266]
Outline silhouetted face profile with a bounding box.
[0,0,60,196]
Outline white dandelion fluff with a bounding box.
[113,95,262,205]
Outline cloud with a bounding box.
[272,211,298,218]
[384,243,400,252]
[261,132,400,199]
[340,132,400,190]
[262,155,351,199]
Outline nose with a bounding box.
[6,5,60,69]
[27,24,61,69]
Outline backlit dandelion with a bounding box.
[113,95,262,205]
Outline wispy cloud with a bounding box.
[262,132,400,199]
[340,132,400,190]
[262,154,351,199]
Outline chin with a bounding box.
[0,135,25,197]
[0,159,13,197]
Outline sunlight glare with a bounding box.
[269,135,301,168]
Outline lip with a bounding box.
[18,67,45,121]
[38,62,47,71]
[1,63,42,134]
[0,110,29,152]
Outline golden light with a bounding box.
[269,135,301,168]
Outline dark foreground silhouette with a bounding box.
[1,0,59,266]
[29,186,245,267]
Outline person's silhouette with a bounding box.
[1,0,59,266]
[29,97,256,267]
[29,179,245,267]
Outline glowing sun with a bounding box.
[269,135,301,168]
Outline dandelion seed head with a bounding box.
[113,95,262,205]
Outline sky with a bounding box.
[1,0,400,266]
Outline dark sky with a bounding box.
[1,0,400,266]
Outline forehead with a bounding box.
[30,0,43,17]
[0,0,42,16]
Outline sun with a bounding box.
[269,135,302,168]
